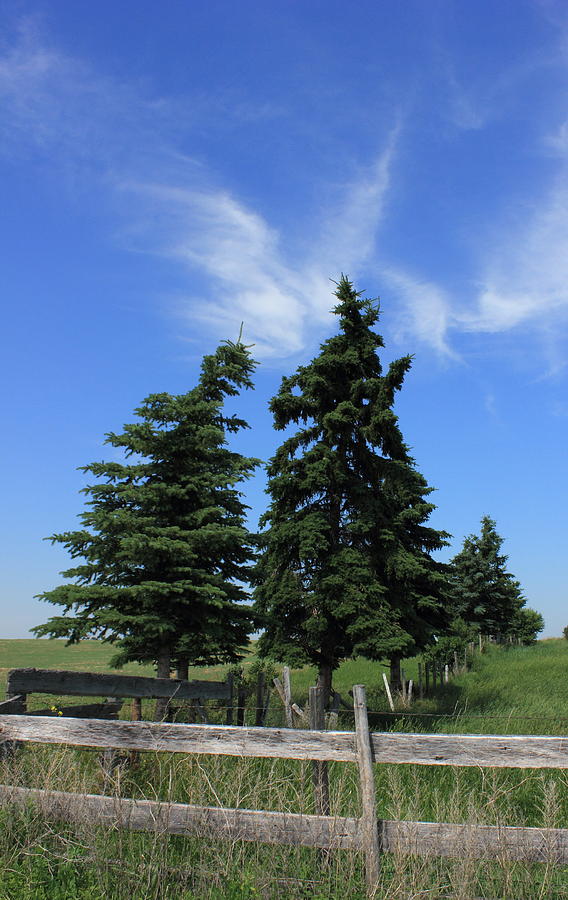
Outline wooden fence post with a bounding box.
[353,684,380,895]
[255,672,265,727]
[282,666,293,728]
[382,673,394,712]
[418,663,423,700]
[130,697,142,765]
[236,684,246,727]
[444,664,449,684]
[309,686,330,818]
[226,673,234,726]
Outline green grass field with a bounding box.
[2,638,568,898]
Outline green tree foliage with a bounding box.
[33,338,259,679]
[424,615,478,667]
[253,276,449,701]
[510,607,544,644]
[449,516,526,640]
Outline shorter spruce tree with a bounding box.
[33,338,259,681]
[449,516,525,640]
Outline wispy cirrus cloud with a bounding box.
[118,128,401,358]
[3,15,568,367]
[0,19,402,359]
[460,176,568,338]
[380,267,456,356]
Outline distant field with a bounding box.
[2,637,568,733]
[0,639,218,680]
[0,638,391,712]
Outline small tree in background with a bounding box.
[449,516,526,640]
[33,337,259,681]
[510,607,544,644]
[254,276,449,704]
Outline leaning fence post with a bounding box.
[353,684,380,894]
[309,686,330,817]
[382,672,395,712]
[282,666,293,728]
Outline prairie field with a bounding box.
[1,638,568,898]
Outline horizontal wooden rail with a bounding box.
[2,715,568,769]
[0,785,360,850]
[3,785,567,863]
[0,696,23,710]
[370,732,568,769]
[382,819,568,863]
[6,668,230,701]
[0,716,356,761]
[28,700,123,720]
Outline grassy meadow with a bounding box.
[1,638,568,898]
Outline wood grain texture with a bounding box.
[0,785,361,849]
[382,819,568,862]
[353,685,381,890]
[2,709,568,770]
[0,715,358,760]
[369,732,568,769]
[2,784,567,862]
[7,668,230,701]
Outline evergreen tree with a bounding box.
[254,277,449,702]
[33,337,259,680]
[449,516,525,639]
[509,607,544,644]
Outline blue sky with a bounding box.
[1,1,567,640]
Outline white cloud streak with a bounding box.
[2,19,568,365]
[120,129,400,358]
[0,20,402,359]
[460,177,568,336]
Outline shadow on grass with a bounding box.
[366,679,499,733]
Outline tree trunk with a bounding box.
[317,664,333,711]
[176,659,189,681]
[389,655,402,693]
[154,646,171,720]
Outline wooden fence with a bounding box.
[5,667,232,722]
[2,684,568,897]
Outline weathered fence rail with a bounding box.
[2,713,568,768]
[2,785,567,864]
[2,684,568,897]
[6,667,231,704]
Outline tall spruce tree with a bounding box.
[449,515,525,639]
[33,337,259,680]
[254,277,449,702]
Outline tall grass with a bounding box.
[2,639,568,897]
